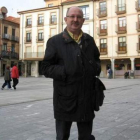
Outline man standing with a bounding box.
[42,7,101,140]
[11,63,19,90]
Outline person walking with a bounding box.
[1,65,11,90]
[11,63,19,90]
[41,6,101,140]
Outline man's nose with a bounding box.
[73,16,78,21]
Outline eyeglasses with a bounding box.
[66,15,83,20]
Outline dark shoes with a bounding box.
[90,135,95,140]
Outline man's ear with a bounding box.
[64,17,67,22]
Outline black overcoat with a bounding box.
[42,29,101,122]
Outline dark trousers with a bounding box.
[56,120,95,140]
[2,80,11,88]
[12,78,18,88]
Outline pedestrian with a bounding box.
[1,65,11,90]
[11,63,19,90]
[41,6,101,140]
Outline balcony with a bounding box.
[37,20,44,26]
[1,50,19,59]
[116,44,127,54]
[50,18,57,24]
[136,22,140,32]
[100,45,108,55]
[11,35,19,42]
[26,21,32,27]
[97,27,107,36]
[136,43,140,53]
[115,4,126,15]
[24,37,31,43]
[97,8,107,18]
[2,34,10,40]
[24,52,44,60]
[135,0,140,11]
[115,24,127,34]
[36,36,44,43]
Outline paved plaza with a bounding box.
[0,77,140,140]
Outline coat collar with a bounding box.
[62,28,90,44]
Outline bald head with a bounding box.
[66,6,83,17]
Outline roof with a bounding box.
[5,16,20,24]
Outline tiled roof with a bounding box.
[5,16,20,24]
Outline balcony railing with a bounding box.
[36,36,44,42]
[136,43,140,52]
[26,21,32,27]
[116,44,127,54]
[37,20,44,26]
[0,50,19,59]
[97,7,107,18]
[99,45,108,55]
[11,35,19,42]
[24,52,44,59]
[115,24,127,34]
[2,34,10,40]
[115,4,126,15]
[136,22,140,31]
[50,18,57,24]
[97,27,107,36]
[24,37,31,43]
[135,0,140,11]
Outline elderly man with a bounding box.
[42,6,101,140]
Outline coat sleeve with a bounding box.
[16,68,19,78]
[41,38,66,81]
[93,38,101,76]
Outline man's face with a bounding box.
[64,7,85,34]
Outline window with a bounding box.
[38,15,44,25]
[99,2,106,14]
[119,17,126,27]
[118,37,126,51]
[100,39,107,52]
[117,0,125,11]
[12,29,15,36]
[4,26,8,34]
[139,35,140,50]
[50,28,56,37]
[11,44,15,52]
[48,3,53,7]
[100,20,107,29]
[26,17,32,26]
[37,46,43,57]
[79,5,89,20]
[26,32,31,42]
[50,13,57,24]
[38,30,44,41]
[2,43,7,51]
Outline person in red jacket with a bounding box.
[11,63,19,90]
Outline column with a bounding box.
[130,58,135,79]
[24,61,27,77]
[35,61,39,77]
[130,58,135,71]
[111,58,115,79]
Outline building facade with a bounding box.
[18,6,63,77]
[0,7,20,76]
[94,0,140,78]
[18,0,140,78]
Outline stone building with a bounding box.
[0,7,20,76]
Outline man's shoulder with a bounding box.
[50,32,63,40]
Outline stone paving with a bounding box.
[0,77,140,140]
